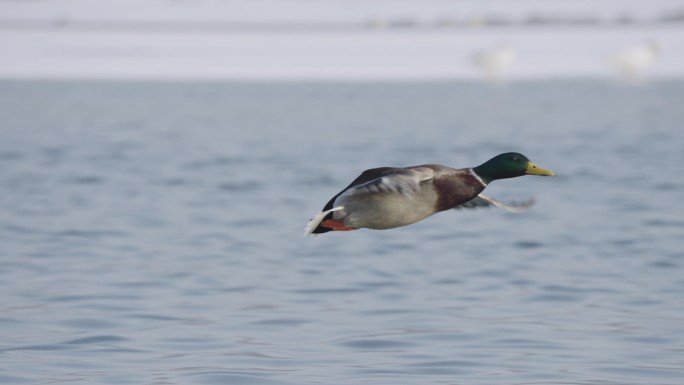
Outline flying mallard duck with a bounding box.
[305,152,555,235]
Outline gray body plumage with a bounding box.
[317,165,486,231]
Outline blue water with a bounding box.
[1,79,683,385]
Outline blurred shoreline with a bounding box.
[1,0,682,81]
[1,15,683,33]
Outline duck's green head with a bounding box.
[473,152,556,184]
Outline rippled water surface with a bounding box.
[1,80,683,384]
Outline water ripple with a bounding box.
[2,80,684,385]
[63,335,128,345]
[182,372,297,385]
[340,339,418,350]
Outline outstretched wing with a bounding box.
[344,166,435,198]
[455,194,535,213]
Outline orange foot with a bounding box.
[321,219,355,231]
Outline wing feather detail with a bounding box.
[345,167,434,198]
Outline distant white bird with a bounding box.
[472,43,516,81]
[366,17,387,30]
[611,41,661,82]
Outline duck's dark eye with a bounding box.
[511,156,520,162]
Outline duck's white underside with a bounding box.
[304,192,534,236]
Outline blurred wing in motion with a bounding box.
[455,194,534,213]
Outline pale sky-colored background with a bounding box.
[1,0,683,81]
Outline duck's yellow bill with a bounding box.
[526,161,556,176]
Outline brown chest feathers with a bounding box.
[432,172,486,212]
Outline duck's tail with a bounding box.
[304,206,345,236]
